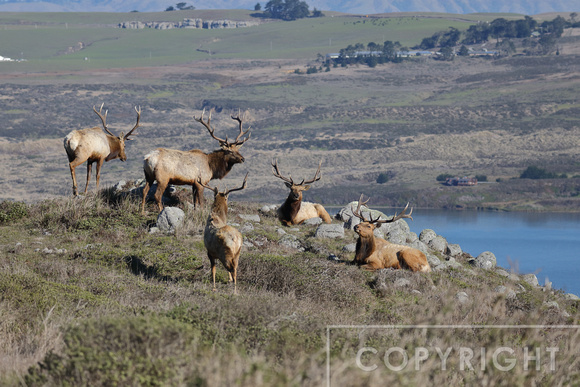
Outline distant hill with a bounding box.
[0,0,577,15]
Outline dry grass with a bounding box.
[0,191,578,385]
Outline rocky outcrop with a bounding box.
[118,18,260,30]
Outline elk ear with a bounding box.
[303,185,311,191]
[375,223,382,229]
[284,182,293,189]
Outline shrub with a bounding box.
[520,166,557,179]
[436,173,454,182]
[0,201,28,224]
[475,175,488,182]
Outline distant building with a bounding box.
[445,176,478,186]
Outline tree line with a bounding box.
[326,14,577,68]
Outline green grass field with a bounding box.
[0,10,524,70]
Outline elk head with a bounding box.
[352,194,413,238]
[201,173,249,220]
[194,108,250,167]
[271,159,322,202]
[93,103,141,161]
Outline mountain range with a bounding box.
[0,0,577,14]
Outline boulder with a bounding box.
[315,224,344,239]
[157,207,185,233]
[468,251,497,270]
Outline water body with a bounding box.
[332,207,580,295]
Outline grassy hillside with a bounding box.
[0,11,521,69]
[0,191,578,385]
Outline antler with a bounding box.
[199,173,249,196]
[122,106,141,140]
[230,110,251,146]
[225,172,249,196]
[194,109,227,145]
[352,194,413,224]
[352,194,371,221]
[271,159,294,185]
[301,160,322,185]
[93,103,115,136]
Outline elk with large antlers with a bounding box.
[351,194,431,272]
[202,173,248,294]
[64,103,141,196]
[141,109,250,213]
[272,159,332,226]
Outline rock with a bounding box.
[385,229,406,245]
[279,234,303,250]
[113,180,127,192]
[428,235,448,254]
[494,285,517,299]
[394,278,411,288]
[240,223,254,234]
[304,217,323,225]
[276,228,287,236]
[342,243,357,253]
[455,292,469,303]
[406,232,419,244]
[522,273,539,287]
[495,268,510,277]
[426,254,441,267]
[157,207,185,233]
[468,251,497,270]
[238,214,261,223]
[315,224,344,239]
[260,204,278,213]
[419,229,437,244]
[447,243,462,257]
[564,293,580,301]
[328,254,340,261]
[433,260,463,271]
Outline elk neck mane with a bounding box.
[207,149,235,180]
[280,194,302,223]
[355,234,377,263]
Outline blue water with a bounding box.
[339,208,580,295]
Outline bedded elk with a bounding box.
[272,159,332,226]
[64,103,141,196]
[140,109,250,213]
[352,194,431,272]
[202,173,248,294]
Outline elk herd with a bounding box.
[64,104,430,293]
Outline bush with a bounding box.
[0,201,28,224]
[520,166,557,179]
[436,173,454,182]
[376,172,393,184]
[475,175,488,182]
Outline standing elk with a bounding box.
[141,109,250,214]
[272,159,332,226]
[202,173,248,294]
[64,103,141,196]
[351,194,431,272]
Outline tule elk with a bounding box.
[202,173,248,294]
[351,194,431,272]
[141,109,250,213]
[64,103,141,196]
[272,159,331,226]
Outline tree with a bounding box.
[520,166,557,179]
[458,45,469,56]
[495,39,516,56]
[254,3,262,11]
[440,27,461,47]
[312,7,324,17]
[264,0,310,21]
[538,34,557,55]
[438,46,454,61]
[382,40,400,61]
